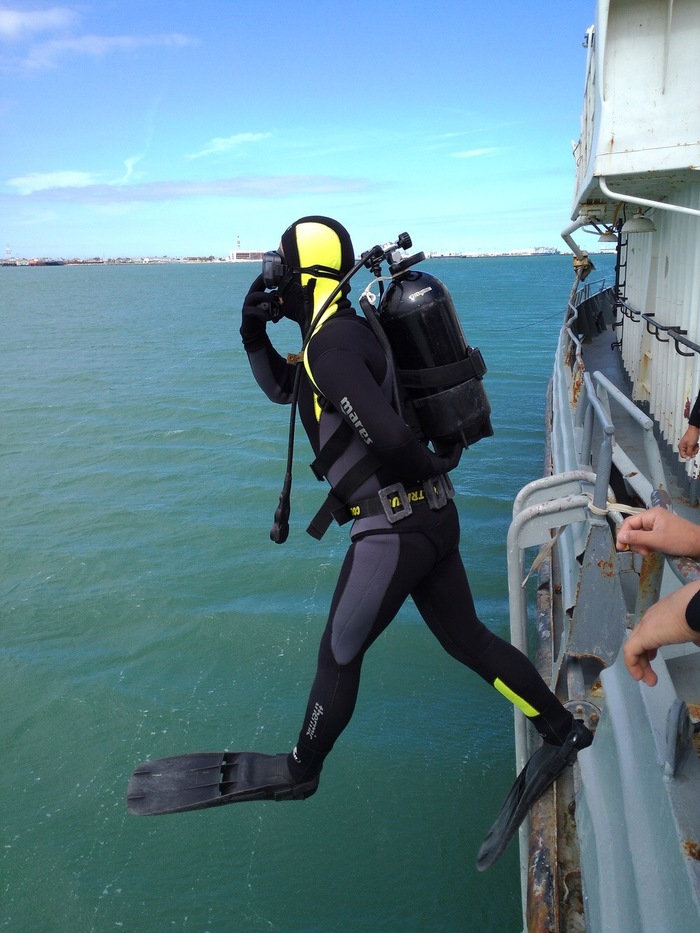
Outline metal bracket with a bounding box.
[423,473,455,510]
[377,483,413,523]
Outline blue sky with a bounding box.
[1,1,598,259]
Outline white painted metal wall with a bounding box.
[620,189,700,473]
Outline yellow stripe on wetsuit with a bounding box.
[297,221,345,421]
[298,221,344,335]
[493,677,540,717]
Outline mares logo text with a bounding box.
[340,396,373,445]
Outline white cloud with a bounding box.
[185,133,273,160]
[112,154,146,186]
[5,174,375,202]
[0,6,78,41]
[7,170,101,195]
[23,32,195,69]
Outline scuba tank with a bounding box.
[375,267,493,453]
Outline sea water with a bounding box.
[1,254,615,932]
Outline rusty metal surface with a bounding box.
[527,767,588,933]
[526,554,590,932]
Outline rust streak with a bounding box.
[683,840,700,861]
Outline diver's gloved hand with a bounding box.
[240,275,282,350]
[426,442,463,475]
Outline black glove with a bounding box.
[240,275,282,350]
[425,442,463,475]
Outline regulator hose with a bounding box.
[358,291,404,418]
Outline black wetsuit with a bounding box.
[689,391,700,429]
[682,395,700,632]
[244,304,574,782]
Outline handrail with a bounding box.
[614,299,699,358]
[576,274,611,306]
[567,288,700,581]
[580,372,615,512]
[642,313,671,343]
[562,289,668,503]
[592,370,669,496]
[617,298,640,323]
[671,334,697,358]
[641,313,697,357]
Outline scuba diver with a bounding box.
[126,216,593,870]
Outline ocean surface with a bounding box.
[1,253,615,932]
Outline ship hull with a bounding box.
[513,2,700,928]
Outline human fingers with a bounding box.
[617,510,649,537]
[615,527,653,554]
[616,507,677,552]
[639,661,659,687]
[623,638,658,686]
[242,292,281,322]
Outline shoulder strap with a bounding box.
[307,418,382,539]
[303,315,386,538]
[306,452,380,539]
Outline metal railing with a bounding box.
[508,286,700,760]
[508,277,700,918]
[617,299,700,359]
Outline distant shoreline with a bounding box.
[2,248,615,267]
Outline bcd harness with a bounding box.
[301,321,455,541]
[306,416,455,541]
[267,232,491,545]
[302,317,382,539]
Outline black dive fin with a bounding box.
[476,719,593,871]
[126,751,319,816]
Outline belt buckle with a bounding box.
[423,474,455,510]
[377,483,413,523]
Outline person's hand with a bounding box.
[623,582,700,686]
[427,443,463,475]
[616,507,700,558]
[679,424,700,459]
[240,275,282,348]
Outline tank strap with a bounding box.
[398,349,486,389]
